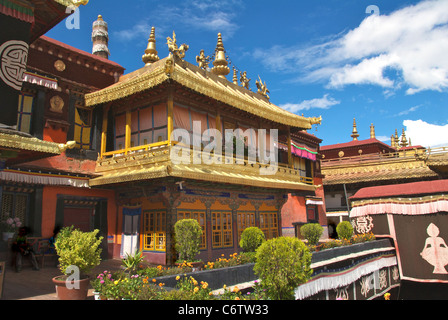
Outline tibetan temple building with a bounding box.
[321,118,448,238]
[85,29,323,264]
[0,6,325,266]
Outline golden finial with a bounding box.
[142,27,159,66]
[400,128,408,147]
[370,123,375,139]
[232,66,238,85]
[391,134,396,148]
[351,118,359,141]
[211,33,230,79]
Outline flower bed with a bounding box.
[91,235,380,300]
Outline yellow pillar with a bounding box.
[100,106,108,158]
[125,110,131,154]
[167,89,174,145]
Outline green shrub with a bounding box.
[55,226,103,277]
[174,219,202,262]
[254,237,312,300]
[300,223,323,246]
[239,227,265,252]
[336,221,354,240]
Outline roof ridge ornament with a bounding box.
[196,49,210,70]
[142,27,159,66]
[256,75,270,101]
[211,33,230,79]
[166,31,189,59]
[351,118,359,141]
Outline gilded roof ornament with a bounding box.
[196,49,210,70]
[240,71,250,90]
[142,27,160,66]
[370,123,375,139]
[232,67,238,85]
[256,76,270,100]
[400,128,408,147]
[351,118,359,141]
[211,33,230,79]
[167,31,189,59]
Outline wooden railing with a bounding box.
[98,142,315,185]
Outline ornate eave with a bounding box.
[0,131,62,154]
[84,56,321,130]
[321,156,438,186]
[0,129,69,165]
[89,145,317,191]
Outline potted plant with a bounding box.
[174,219,203,270]
[1,214,22,241]
[52,226,103,300]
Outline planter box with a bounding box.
[155,263,257,290]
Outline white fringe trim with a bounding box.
[0,170,90,188]
[295,256,397,300]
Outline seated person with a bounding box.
[11,227,39,272]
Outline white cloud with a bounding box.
[403,119,448,147]
[396,105,422,116]
[255,0,448,94]
[114,21,152,42]
[114,0,242,43]
[280,94,340,113]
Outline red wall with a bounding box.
[41,185,116,239]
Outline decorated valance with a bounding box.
[278,140,318,161]
[295,254,397,300]
[0,168,90,188]
[0,0,34,24]
[22,71,58,90]
[350,195,448,218]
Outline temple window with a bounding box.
[16,93,33,134]
[211,210,233,248]
[1,192,29,230]
[114,104,167,152]
[74,107,92,149]
[142,210,166,252]
[177,210,207,250]
[237,211,256,243]
[259,211,278,240]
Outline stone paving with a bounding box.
[0,258,123,300]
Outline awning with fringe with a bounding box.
[295,255,397,300]
[0,169,90,188]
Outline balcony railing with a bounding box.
[97,141,314,185]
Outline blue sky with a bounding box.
[46,0,448,147]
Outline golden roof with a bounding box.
[0,131,64,155]
[84,55,321,130]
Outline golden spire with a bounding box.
[232,66,238,85]
[351,118,359,141]
[211,33,230,79]
[400,128,408,147]
[370,123,375,139]
[391,134,396,148]
[142,27,159,66]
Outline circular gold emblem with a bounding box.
[50,95,64,113]
[54,60,66,72]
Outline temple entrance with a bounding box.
[121,207,141,257]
